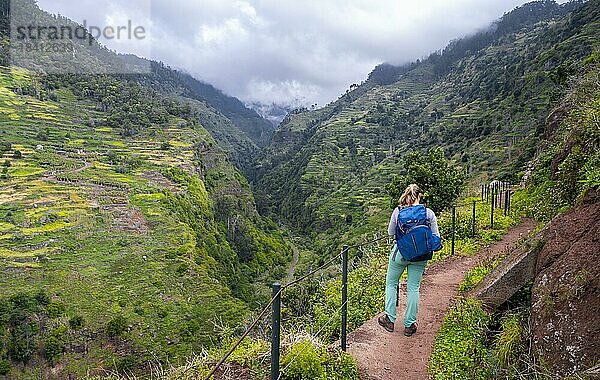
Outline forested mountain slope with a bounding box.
[127,57,275,170]
[0,69,290,378]
[0,1,289,377]
[253,0,599,245]
[0,0,273,172]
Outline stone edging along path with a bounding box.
[347,219,537,380]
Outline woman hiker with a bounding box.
[378,184,440,336]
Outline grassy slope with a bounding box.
[0,67,289,377]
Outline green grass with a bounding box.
[428,298,492,380]
[459,256,505,293]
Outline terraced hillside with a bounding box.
[1,0,273,173]
[0,66,290,377]
[254,0,599,246]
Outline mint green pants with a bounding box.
[385,244,428,328]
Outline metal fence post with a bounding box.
[490,186,495,228]
[496,183,499,208]
[481,184,484,202]
[271,283,281,380]
[451,206,456,256]
[341,245,349,352]
[471,200,476,238]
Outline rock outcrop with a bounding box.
[531,188,600,376]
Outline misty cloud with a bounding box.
[37,0,550,107]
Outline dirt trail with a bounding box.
[347,219,537,380]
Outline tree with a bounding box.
[387,147,465,212]
[36,128,49,141]
[0,141,10,155]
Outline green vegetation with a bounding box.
[459,256,505,293]
[429,298,492,380]
[280,341,358,380]
[493,312,526,371]
[387,147,465,212]
[0,61,290,377]
[0,0,598,377]
[254,0,599,263]
[513,54,600,221]
[430,52,600,380]
[429,299,533,380]
[0,290,69,371]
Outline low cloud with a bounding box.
[38,0,547,106]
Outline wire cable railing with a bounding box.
[201,235,390,380]
[199,287,284,380]
[276,299,349,380]
[283,252,341,288]
[201,182,514,380]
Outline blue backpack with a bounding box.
[394,205,442,262]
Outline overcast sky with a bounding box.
[37,0,558,107]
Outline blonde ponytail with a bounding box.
[399,184,422,208]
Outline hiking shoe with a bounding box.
[404,323,417,337]
[378,314,394,333]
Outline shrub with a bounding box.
[46,300,65,318]
[493,312,525,369]
[281,340,325,379]
[0,359,9,375]
[36,128,50,141]
[280,340,358,380]
[69,315,84,330]
[44,335,64,366]
[387,147,465,213]
[8,324,36,363]
[226,338,269,368]
[106,315,128,337]
[34,290,50,307]
[9,293,36,311]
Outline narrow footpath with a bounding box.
[347,219,537,380]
